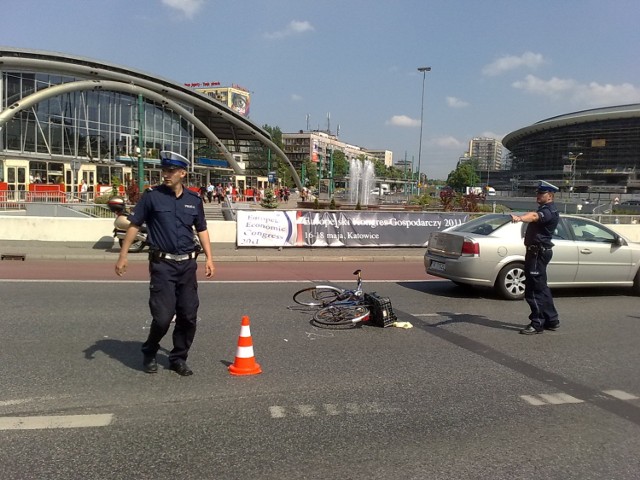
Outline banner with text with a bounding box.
[236,210,469,247]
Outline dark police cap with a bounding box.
[160,151,190,169]
[537,180,559,193]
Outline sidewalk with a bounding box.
[0,240,425,262]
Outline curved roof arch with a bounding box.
[0,47,302,189]
[0,79,245,172]
[503,103,640,149]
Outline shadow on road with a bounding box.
[427,312,521,332]
[83,339,168,372]
[397,280,634,300]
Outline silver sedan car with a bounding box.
[424,213,640,300]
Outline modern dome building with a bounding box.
[0,46,301,199]
[500,104,640,194]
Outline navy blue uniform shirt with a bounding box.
[129,185,207,254]
[524,202,559,248]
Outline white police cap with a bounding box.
[537,180,559,193]
[160,151,190,169]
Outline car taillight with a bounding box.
[461,240,479,255]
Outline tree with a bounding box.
[373,158,388,178]
[303,158,318,187]
[260,188,279,209]
[446,162,480,191]
[331,150,348,177]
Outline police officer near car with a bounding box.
[115,151,215,375]
[510,180,560,335]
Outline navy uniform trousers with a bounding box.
[524,248,558,331]
[141,257,199,364]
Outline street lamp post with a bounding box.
[569,151,583,196]
[417,66,431,195]
[136,94,146,193]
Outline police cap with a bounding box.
[536,180,559,193]
[160,151,190,170]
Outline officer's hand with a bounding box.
[205,259,215,278]
[115,258,128,277]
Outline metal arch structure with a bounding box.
[0,80,243,172]
[0,48,303,190]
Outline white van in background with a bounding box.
[371,184,391,195]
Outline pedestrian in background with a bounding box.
[80,179,88,202]
[206,182,214,203]
[511,180,560,335]
[115,151,215,375]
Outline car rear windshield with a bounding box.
[452,215,512,235]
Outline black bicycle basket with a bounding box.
[364,292,397,328]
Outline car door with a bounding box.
[563,217,632,283]
[547,218,578,283]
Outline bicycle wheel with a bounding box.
[293,286,343,307]
[313,305,370,326]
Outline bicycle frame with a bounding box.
[334,269,363,303]
[292,269,365,309]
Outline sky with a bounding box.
[2,0,640,179]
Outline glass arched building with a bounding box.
[500,104,640,194]
[0,46,301,199]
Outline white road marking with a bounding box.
[268,406,286,418]
[323,404,340,415]
[521,393,583,405]
[0,398,33,407]
[603,390,639,400]
[0,279,432,285]
[270,402,396,418]
[520,395,547,406]
[295,405,318,417]
[0,414,114,430]
[538,393,584,404]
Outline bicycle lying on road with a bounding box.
[292,269,396,328]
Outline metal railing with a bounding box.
[0,190,112,218]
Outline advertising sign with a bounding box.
[236,210,468,247]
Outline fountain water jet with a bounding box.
[348,159,376,206]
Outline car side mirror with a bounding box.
[615,235,627,247]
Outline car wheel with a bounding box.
[496,262,526,300]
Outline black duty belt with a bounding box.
[150,250,198,262]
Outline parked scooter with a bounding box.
[108,196,148,252]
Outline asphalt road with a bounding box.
[1,261,639,479]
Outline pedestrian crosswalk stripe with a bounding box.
[603,390,639,400]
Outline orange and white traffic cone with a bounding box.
[228,315,262,376]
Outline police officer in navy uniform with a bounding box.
[511,181,560,335]
[115,151,215,375]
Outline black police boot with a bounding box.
[143,355,158,373]
[519,325,543,335]
[169,362,193,376]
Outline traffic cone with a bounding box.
[228,315,262,376]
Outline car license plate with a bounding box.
[430,261,446,272]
